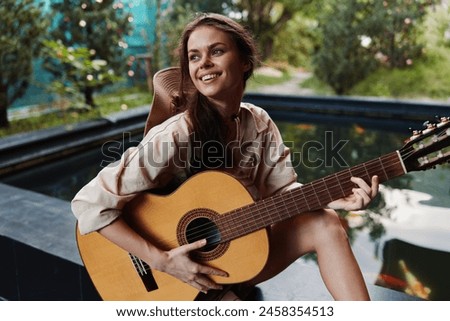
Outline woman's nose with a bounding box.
[200,55,213,68]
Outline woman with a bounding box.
[72,13,379,301]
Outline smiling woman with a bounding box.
[71,13,379,301]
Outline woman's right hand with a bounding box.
[98,220,227,293]
[151,239,229,293]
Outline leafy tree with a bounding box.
[43,40,123,111]
[233,0,315,60]
[0,0,49,128]
[421,2,450,50]
[271,11,319,68]
[46,0,132,107]
[312,0,434,95]
[312,0,377,95]
[365,0,435,68]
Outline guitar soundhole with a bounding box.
[177,208,229,261]
[186,217,220,252]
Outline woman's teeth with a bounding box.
[202,74,219,81]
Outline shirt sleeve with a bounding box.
[253,116,301,199]
[71,115,190,234]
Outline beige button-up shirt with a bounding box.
[72,102,300,234]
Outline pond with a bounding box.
[276,119,450,301]
[2,116,449,300]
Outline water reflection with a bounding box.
[277,120,450,300]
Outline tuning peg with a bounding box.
[436,116,449,127]
[422,121,436,134]
[408,128,422,141]
[434,115,449,122]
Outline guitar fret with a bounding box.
[322,178,333,201]
[278,196,291,222]
[378,156,389,181]
[267,197,279,224]
[362,162,371,181]
[216,151,408,244]
[334,172,346,197]
[310,183,321,208]
[287,189,301,217]
[253,202,265,228]
[300,187,311,211]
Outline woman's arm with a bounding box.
[97,217,228,293]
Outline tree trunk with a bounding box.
[84,86,95,108]
[262,38,274,61]
[0,85,10,128]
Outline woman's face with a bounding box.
[187,26,249,105]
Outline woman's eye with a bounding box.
[212,48,224,55]
[189,54,200,61]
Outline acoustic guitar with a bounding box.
[76,117,449,300]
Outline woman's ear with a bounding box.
[243,61,251,73]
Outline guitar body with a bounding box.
[76,171,270,301]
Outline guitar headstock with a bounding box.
[400,116,450,172]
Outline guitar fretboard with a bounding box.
[217,151,406,242]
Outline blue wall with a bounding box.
[11,0,158,109]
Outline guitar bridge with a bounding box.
[128,254,158,292]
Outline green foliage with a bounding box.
[312,0,377,95]
[45,0,132,106]
[312,0,435,95]
[158,3,196,68]
[363,0,434,68]
[245,70,292,91]
[420,3,450,49]
[0,85,151,138]
[271,11,319,68]
[43,40,123,111]
[0,0,50,127]
[234,0,316,60]
[350,48,450,99]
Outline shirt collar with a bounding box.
[240,102,268,136]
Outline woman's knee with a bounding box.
[311,209,349,244]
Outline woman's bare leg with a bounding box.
[249,209,370,300]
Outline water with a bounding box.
[2,118,449,300]
[276,120,450,300]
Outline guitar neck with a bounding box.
[218,151,407,242]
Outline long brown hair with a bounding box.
[176,13,259,171]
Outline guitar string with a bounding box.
[184,153,404,244]
[195,140,445,245]
[153,153,405,246]
[170,153,403,244]
[151,129,448,247]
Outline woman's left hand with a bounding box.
[327,175,379,211]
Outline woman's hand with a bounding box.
[151,239,228,293]
[327,175,379,211]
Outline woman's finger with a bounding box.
[350,176,371,195]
